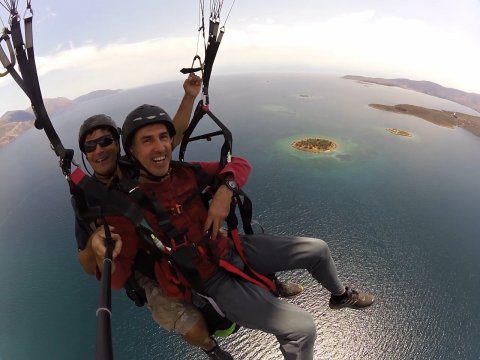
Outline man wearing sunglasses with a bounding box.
[72,74,238,359]
[74,73,203,274]
[88,104,375,360]
[72,75,302,359]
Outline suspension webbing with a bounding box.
[180,0,235,106]
[179,100,233,167]
[0,3,73,174]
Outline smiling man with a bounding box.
[72,76,302,360]
[80,116,121,180]
[72,75,238,359]
[90,104,374,360]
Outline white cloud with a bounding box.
[2,8,480,112]
[219,11,480,92]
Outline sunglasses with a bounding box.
[84,135,115,153]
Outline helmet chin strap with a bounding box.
[128,139,174,182]
[131,156,170,182]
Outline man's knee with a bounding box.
[308,238,332,260]
[147,290,203,335]
[279,312,317,353]
[297,313,317,344]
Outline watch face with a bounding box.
[226,179,238,191]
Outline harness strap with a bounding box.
[227,228,277,293]
[118,180,187,245]
[3,12,73,173]
[69,168,158,240]
[179,101,232,168]
[112,162,214,249]
[202,20,223,103]
[235,192,254,235]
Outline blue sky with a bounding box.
[1,0,480,115]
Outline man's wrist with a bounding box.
[223,177,239,194]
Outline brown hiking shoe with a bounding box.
[329,287,375,309]
[276,281,304,298]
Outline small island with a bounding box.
[291,138,337,153]
[386,128,413,137]
[369,103,480,137]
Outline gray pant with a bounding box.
[204,234,345,360]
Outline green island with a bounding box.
[291,138,337,153]
[386,128,413,137]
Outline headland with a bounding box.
[369,104,480,137]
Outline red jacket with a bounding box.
[106,157,251,297]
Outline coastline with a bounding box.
[369,103,480,137]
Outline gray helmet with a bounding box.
[78,114,120,152]
[122,104,176,155]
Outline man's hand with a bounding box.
[204,185,233,240]
[90,226,123,272]
[183,73,202,98]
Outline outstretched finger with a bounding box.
[204,216,213,235]
[111,233,122,259]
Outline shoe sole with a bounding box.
[329,297,375,310]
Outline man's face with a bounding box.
[84,128,119,181]
[130,123,172,178]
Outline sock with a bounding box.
[332,287,348,298]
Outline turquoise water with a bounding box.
[0,74,479,359]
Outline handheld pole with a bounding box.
[95,221,114,360]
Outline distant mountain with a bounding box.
[343,75,480,113]
[0,110,35,123]
[0,89,122,147]
[74,89,122,103]
[41,97,76,115]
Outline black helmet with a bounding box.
[122,104,176,155]
[78,114,121,152]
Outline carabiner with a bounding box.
[24,1,33,19]
[180,54,204,75]
[0,28,15,77]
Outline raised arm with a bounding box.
[171,74,202,148]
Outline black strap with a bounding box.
[69,168,158,238]
[112,162,215,249]
[179,1,228,106]
[178,101,233,168]
[202,19,224,103]
[1,7,73,174]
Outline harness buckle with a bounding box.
[170,203,183,215]
[171,235,189,250]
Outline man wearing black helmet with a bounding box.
[73,75,236,359]
[90,103,374,360]
[73,77,302,359]
[73,74,203,273]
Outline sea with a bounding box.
[0,74,479,360]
